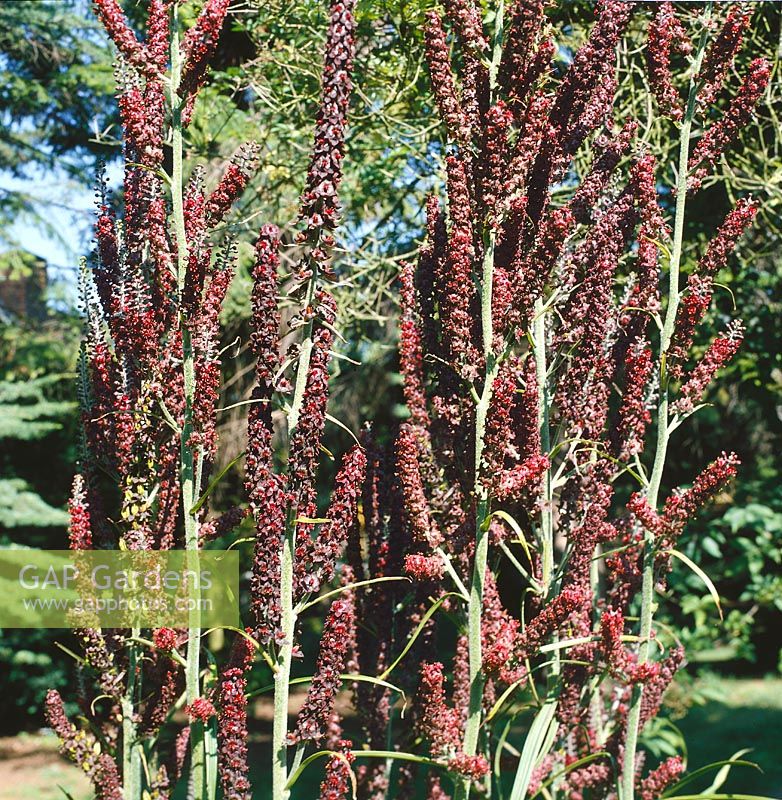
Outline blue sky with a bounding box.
[1,160,124,292]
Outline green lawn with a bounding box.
[674,677,782,798]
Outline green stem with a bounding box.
[456,235,499,800]
[272,232,320,800]
[620,9,711,799]
[456,10,505,798]
[533,299,553,597]
[272,518,297,800]
[287,277,317,432]
[122,627,142,800]
[169,6,205,797]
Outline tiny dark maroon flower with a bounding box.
[290,598,355,743]
[639,755,685,800]
[153,627,179,652]
[186,697,217,722]
[688,58,771,192]
[404,553,445,581]
[646,2,690,121]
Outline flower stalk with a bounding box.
[458,5,505,795]
[620,8,712,799]
[271,519,298,800]
[168,6,208,796]
[121,627,142,799]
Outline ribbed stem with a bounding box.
[533,299,553,596]
[456,9,505,798]
[272,234,318,800]
[456,235,497,800]
[122,626,142,799]
[620,9,711,798]
[169,6,205,796]
[272,518,297,800]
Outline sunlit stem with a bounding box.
[457,8,505,798]
[620,7,711,799]
[273,229,320,800]
[533,298,553,597]
[169,5,206,797]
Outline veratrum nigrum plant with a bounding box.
[381,2,769,799]
[45,1,366,799]
[42,1,773,800]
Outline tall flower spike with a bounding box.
[512,205,574,322]
[688,58,771,192]
[549,0,632,158]
[646,2,690,121]
[571,121,637,225]
[145,0,170,72]
[628,154,667,323]
[425,12,471,149]
[396,424,442,548]
[399,260,430,428]
[297,445,367,596]
[673,321,744,415]
[248,224,283,388]
[290,598,355,743]
[441,154,480,373]
[479,101,514,229]
[178,0,230,123]
[499,0,548,111]
[600,607,627,674]
[246,227,288,643]
[638,647,686,729]
[205,142,261,228]
[68,474,93,550]
[660,452,740,541]
[416,662,463,758]
[95,754,123,800]
[248,474,288,643]
[614,339,654,460]
[287,326,333,504]
[639,756,685,800]
[697,4,752,107]
[481,359,517,487]
[217,637,254,800]
[319,739,355,800]
[44,690,101,782]
[698,198,758,279]
[444,0,488,57]
[481,571,522,682]
[515,587,588,660]
[668,274,713,375]
[298,0,357,249]
[669,198,756,372]
[93,0,148,72]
